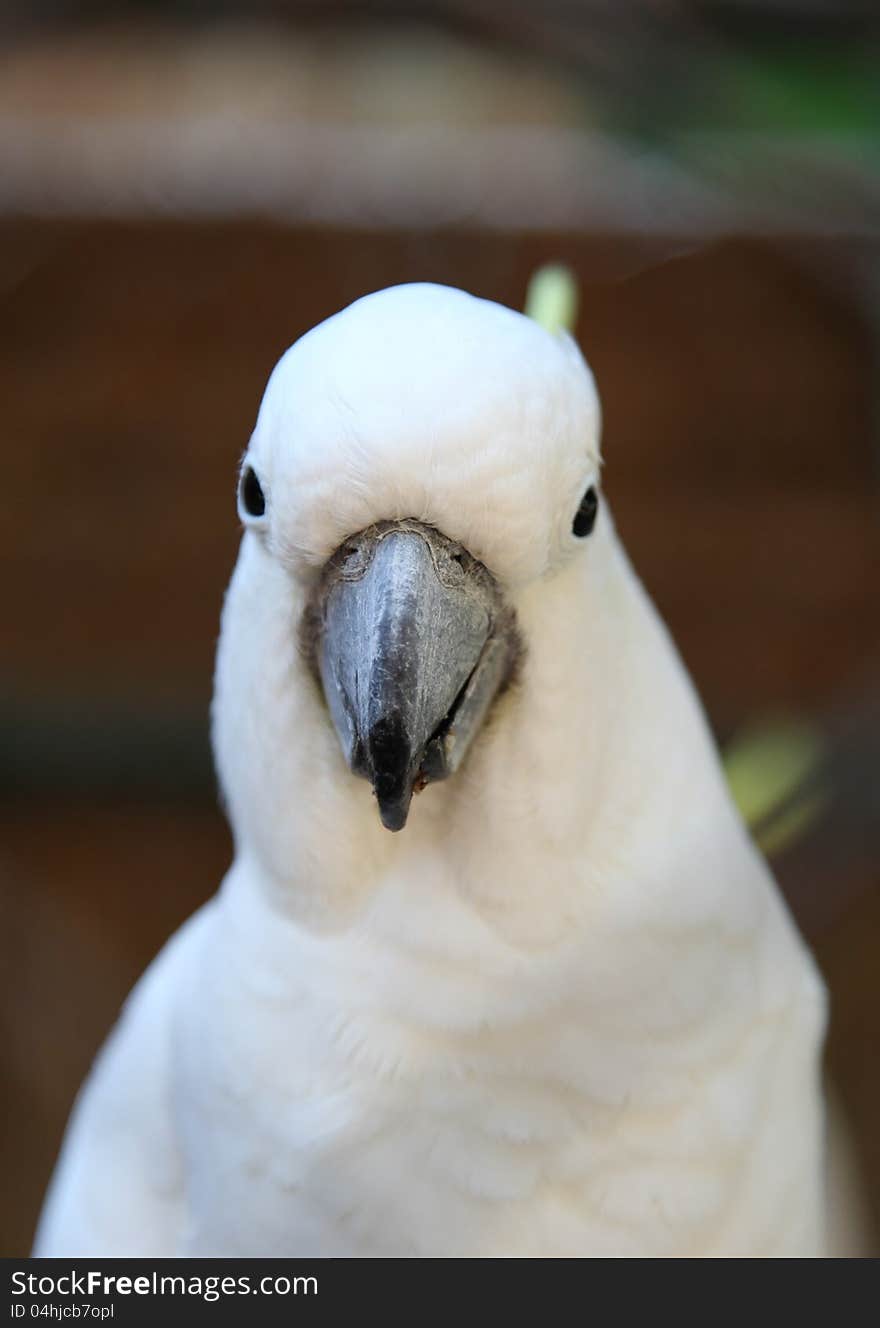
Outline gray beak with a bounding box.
[310,521,518,831]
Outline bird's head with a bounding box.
[215,282,603,862]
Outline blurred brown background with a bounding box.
[1,3,878,1256]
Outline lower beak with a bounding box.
[315,522,513,830]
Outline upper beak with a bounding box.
[313,521,516,831]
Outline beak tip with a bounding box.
[376,791,413,832]
[367,714,418,831]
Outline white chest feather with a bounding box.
[173,858,825,1258]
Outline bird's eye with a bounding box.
[238,465,266,522]
[572,486,598,538]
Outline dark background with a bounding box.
[1,3,878,1256]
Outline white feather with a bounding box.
[36,284,829,1257]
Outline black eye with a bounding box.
[572,486,598,538]
[239,465,266,520]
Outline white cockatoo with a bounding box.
[35,283,830,1257]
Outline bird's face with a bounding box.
[233,283,601,832]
